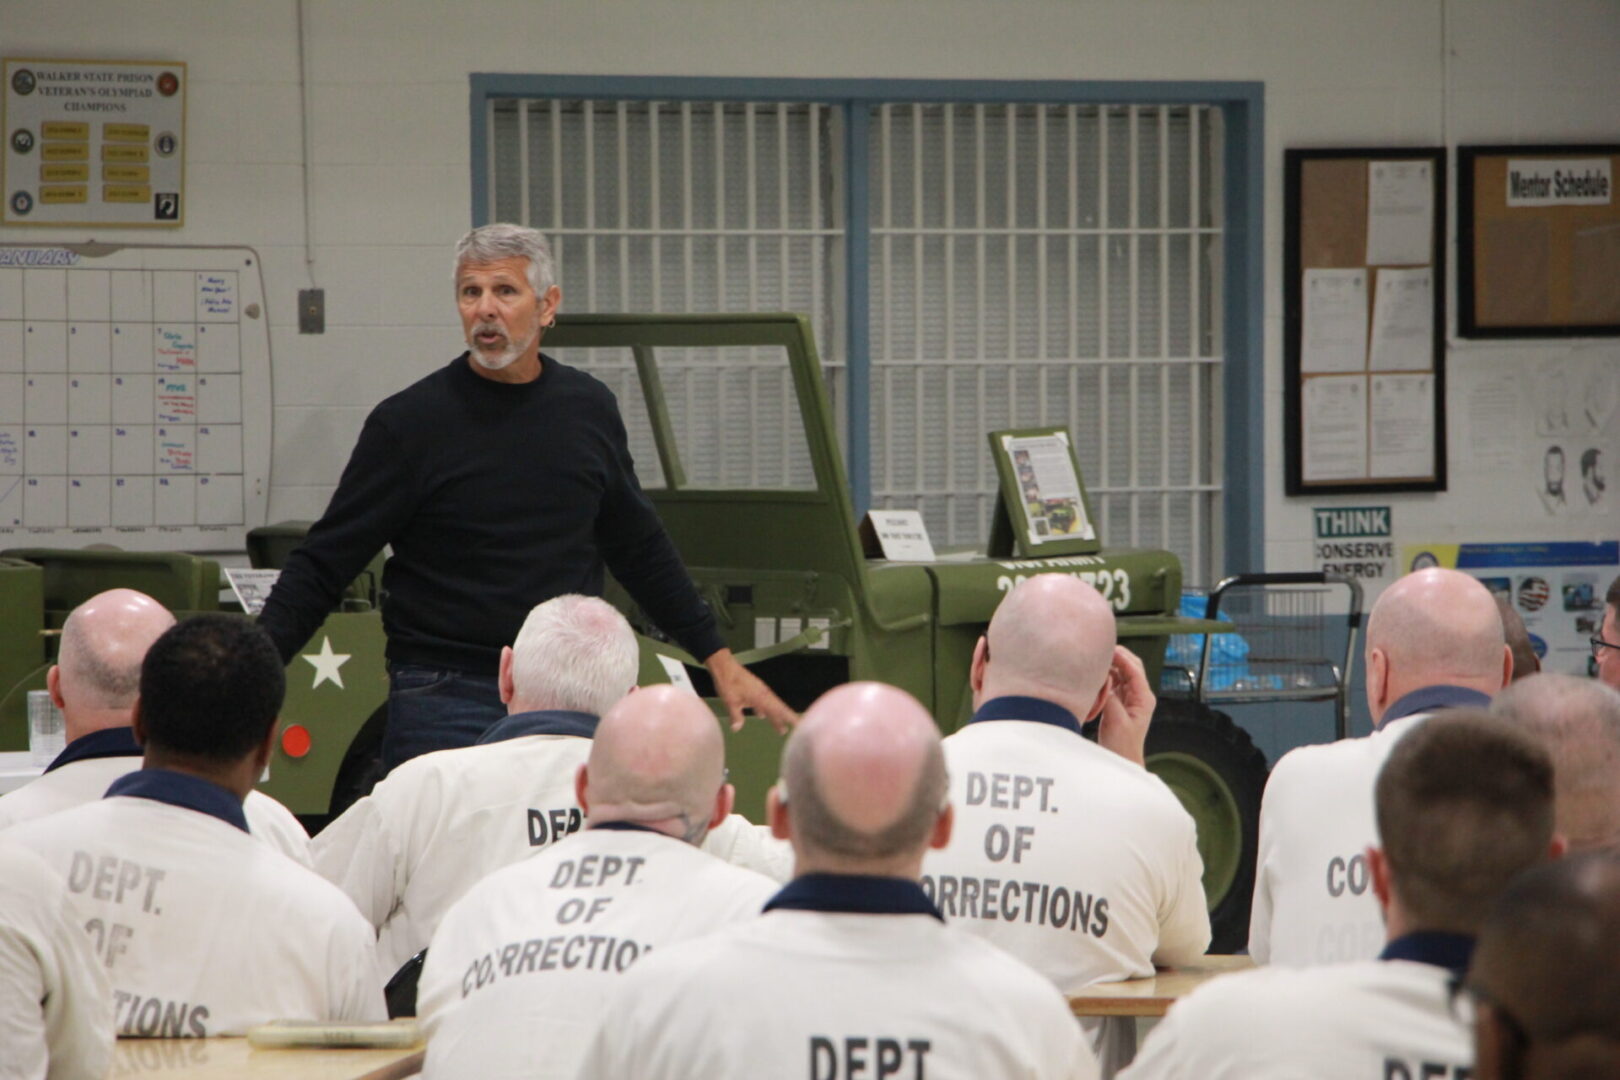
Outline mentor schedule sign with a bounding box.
[3,60,186,228]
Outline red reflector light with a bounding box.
[281,724,312,759]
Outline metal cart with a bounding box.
[1169,572,1366,741]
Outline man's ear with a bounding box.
[1367,845,1393,913]
[498,647,516,706]
[969,636,989,696]
[709,782,736,831]
[1367,647,1390,721]
[46,665,65,711]
[1082,676,1111,724]
[252,723,276,778]
[540,284,562,328]
[1499,644,1513,691]
[129,697,147,748]
[767,783,791,841]
[1548,833,1568,861]
[929,803,954,851]
[574,763,590,816]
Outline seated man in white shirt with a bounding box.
[0,588,309,863]
[1468,851,1620,1080]
[578,682,1098,1080]
[1250,568,1514,966]
[921,574,1209,1073]
[4,615,385,1036]
[313,593,788,975]
[417,684,779,1080]
[1124,711,1564,1080]
[0,840,113,1080]
[1492,673,1620,853]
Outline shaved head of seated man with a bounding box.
[577,682,1099,1080]
[923,573,1209,1072]
[312,594,789,975]
[1493,674,1620,852]
[418,685,778,1080]
[1468,851,1620,1080]
[1124,711,1563,1080]
[3,615,385,1035]
[0,588,309,862]
[1250,568,1513,967]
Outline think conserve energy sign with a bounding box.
[3,59,186,227]
[1314,506,1394,582]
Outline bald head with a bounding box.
[582,685,728,843]
[777,682,947,876]
[977,574,1117,717]
[1493,674,1620,853]
[1366,569,1510,722]
[53,589,175,729]
[1470,852,1620,1080]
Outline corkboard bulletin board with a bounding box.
[1284,147,1447,496]
[1459,144,1620,337]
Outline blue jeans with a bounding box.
[381,664,505,775]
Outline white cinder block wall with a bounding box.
[5,0,1618,562]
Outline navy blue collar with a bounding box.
[966,695,1082,736]
[104,768,250,834]
[1379,931,1475,974]
[765,873,944,922]
[45,726,141,773]
[1384,685,1493,725]
[476,708,598,745]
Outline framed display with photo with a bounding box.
[986,427,1101,558]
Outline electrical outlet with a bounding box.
[298,288,325,334]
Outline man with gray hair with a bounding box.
[313,593,788,974]
[1250,567,1514,967]
[259,223,791,775]
[1493,673,1620,852]
[416,685,779,1080]
[312,594,644,973]
[578,682,1098,1079]
[0,588,309,863]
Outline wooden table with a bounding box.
[109,1039,424,1079]
[1068,955,1253,1018]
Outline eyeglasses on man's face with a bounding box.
[1592,635,1620,660]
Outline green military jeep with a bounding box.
[0,312,1267,949]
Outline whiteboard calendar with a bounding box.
[0,245,270,550]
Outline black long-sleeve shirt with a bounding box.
[258,353,723,675]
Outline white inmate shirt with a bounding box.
[0,728,311,865]
[418,823,777,1080]
[4,770,385,1036]
[0,841,113,1080]
[578,874,1099,1080]
[313,709,789,972]
[924,698,1208,1070]
[1121,937,1473,1079]
[1248,687,1488,967]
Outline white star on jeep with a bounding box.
[302,636,350,690]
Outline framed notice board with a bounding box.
[985,427,1101,558]
[1284,147,1446,496]
[1459,144,1620,337]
